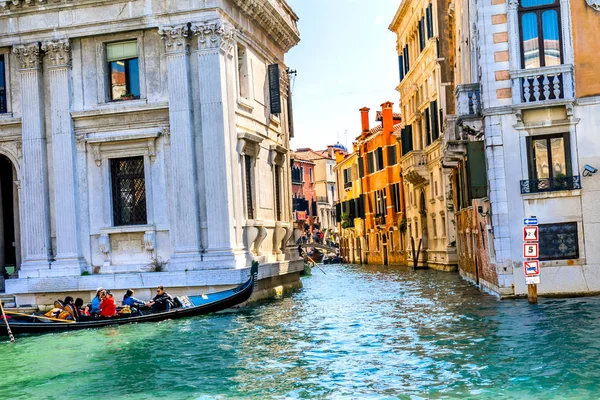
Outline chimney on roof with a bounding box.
[381,101,394,134]
[360,107,370,135]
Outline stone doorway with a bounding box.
[0,154,20,289]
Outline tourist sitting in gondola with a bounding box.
[75,298,90,318]
[90,287,104,315]
[99,291,118,318]
[146,286,174,313]
[123,289,145,308]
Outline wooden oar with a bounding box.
[306,254,327,275]
[0,301,16,342]
[5,310,76,323]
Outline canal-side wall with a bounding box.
[12,261,304,309]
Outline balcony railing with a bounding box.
[316,196,329,203]
[344,181,352,190]
[520,175,581,194]
[455,83,481,117]
[401,150,427,171]
[512,64,574,105]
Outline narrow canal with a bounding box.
[2,264,600,399]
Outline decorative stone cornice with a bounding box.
[230,0,300,53]
[13,43,42,71]
[192,21,235,54]
[41,39,71,68]
[158,24,191,55]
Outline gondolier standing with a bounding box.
[146,286,174,313]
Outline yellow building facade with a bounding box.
[334,149,365,264]
[390,0,458,270]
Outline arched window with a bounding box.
[519,0,562,69]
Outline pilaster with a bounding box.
[42,39,86,275]
[192,20,246,267]
[13,43,52,277]
[158,24,203,270]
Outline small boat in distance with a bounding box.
[0,263,258,336]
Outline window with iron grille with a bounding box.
[111,157,147,226]
[244,155,254,219]
[539,222,578,261]
[274,165,282,221]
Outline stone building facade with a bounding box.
[0,0,302,305]
[467,0,600,297]
[390,0,458,271]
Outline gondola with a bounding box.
[0,263,258,335]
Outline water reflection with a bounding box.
[2,264,600,399]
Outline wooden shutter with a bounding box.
[398,55,405,81]
[419,18,426,51]
[425,107,431,147]
[358,156,365,178]
[268,64,282,114]
[466,141,488,199]
[376,148,384,171]
[426,4,434,39]
[431,100,439,140]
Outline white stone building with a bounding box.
[0,0,302,305]
[462,0,600,297]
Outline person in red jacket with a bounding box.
[99,291,118,317]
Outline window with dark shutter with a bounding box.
[0,55,6,114]
[401,125,414,156]
[404,45,410,73]
[376,148,384,171]
[244,155,254,219]
[419,18,426,51]
[425,107,431,147]
[426,4,434,39]
[111,157,147,226]
[466,141,488,200]
[387,145,398,166]
[358,156,365,178]
[431,100,439,140]
[274,165,282,221]
[398,55,405,81]
[367,152,374,174]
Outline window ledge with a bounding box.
[522,189,581,200]
[100,225,155,235]
[72,101,168,119]
[0,114,20,126]
[237,97,254,111]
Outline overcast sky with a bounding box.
[286,0,400,151]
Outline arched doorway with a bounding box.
[0,154,20,285]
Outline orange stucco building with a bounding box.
[356,102,406,265]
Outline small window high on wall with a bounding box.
[0,55,6,113]
[519,0,562,69]
[107,41,140,101]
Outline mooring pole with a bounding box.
[528,283,538,304]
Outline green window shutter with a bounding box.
[107,41,138,62]
[467,141,488,199]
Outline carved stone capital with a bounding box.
[192,21,235,54]
[158,24,191,55]
[41,39,71,68]
[13,43,42,71]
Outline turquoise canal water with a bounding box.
[2,264,600,399]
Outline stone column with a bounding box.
[158,25,203,270]
[191,21,241,267]
[42,39,85,275]
[13,43,52,277]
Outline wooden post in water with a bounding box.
[528,284,538,304]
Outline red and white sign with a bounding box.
[523,243,539,259]
[524,260,540,276]
[523,226,539,242]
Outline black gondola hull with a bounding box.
[0,274,255,335]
